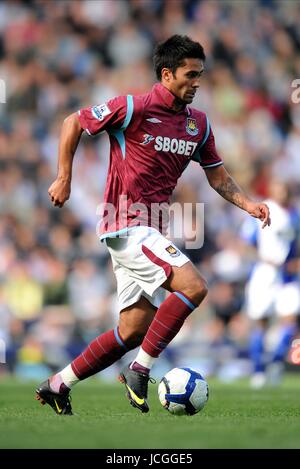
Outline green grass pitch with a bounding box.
[0,374,300,449]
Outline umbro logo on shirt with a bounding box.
[146,117,162,123]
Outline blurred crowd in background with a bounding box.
[0,0,300,382]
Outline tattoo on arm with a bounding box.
[213,175,248,210]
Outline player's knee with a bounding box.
[183,277,208,305]
[118,326,146,349]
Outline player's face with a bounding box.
[162,58,204,104]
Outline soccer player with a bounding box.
[241,180,299,388]
[36,35,270,414]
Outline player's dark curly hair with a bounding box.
[153,35,206,80]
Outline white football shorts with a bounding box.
[245,262,300,319]
[105,226,190,311]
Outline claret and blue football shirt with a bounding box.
[78,82,223,239]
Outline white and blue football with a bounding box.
[158,367,209,415]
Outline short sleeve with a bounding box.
[199,126,223,169]
[78,95,127,136]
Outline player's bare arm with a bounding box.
[48,112,83,208]
[205,165,271,228]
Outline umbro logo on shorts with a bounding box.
[165,245,180,257]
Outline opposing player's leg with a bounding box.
[266,283,300,385]
[266,319,295,386]
[36,295,157,415]
[249,318,268,389]
[244,263,278,388]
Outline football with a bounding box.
[158,367,209,415]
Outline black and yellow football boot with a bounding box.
[35,380,73,415]
[119,365,155,413]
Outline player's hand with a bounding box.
[246,202,271,229]
[48,177,71,208]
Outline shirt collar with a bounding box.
[152,82,186,112]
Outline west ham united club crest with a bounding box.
[186,118,198,136]
[165,245,180,257]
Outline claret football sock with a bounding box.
[70,327,130,380]
[133,291,197,370]
[50,327,130,387]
